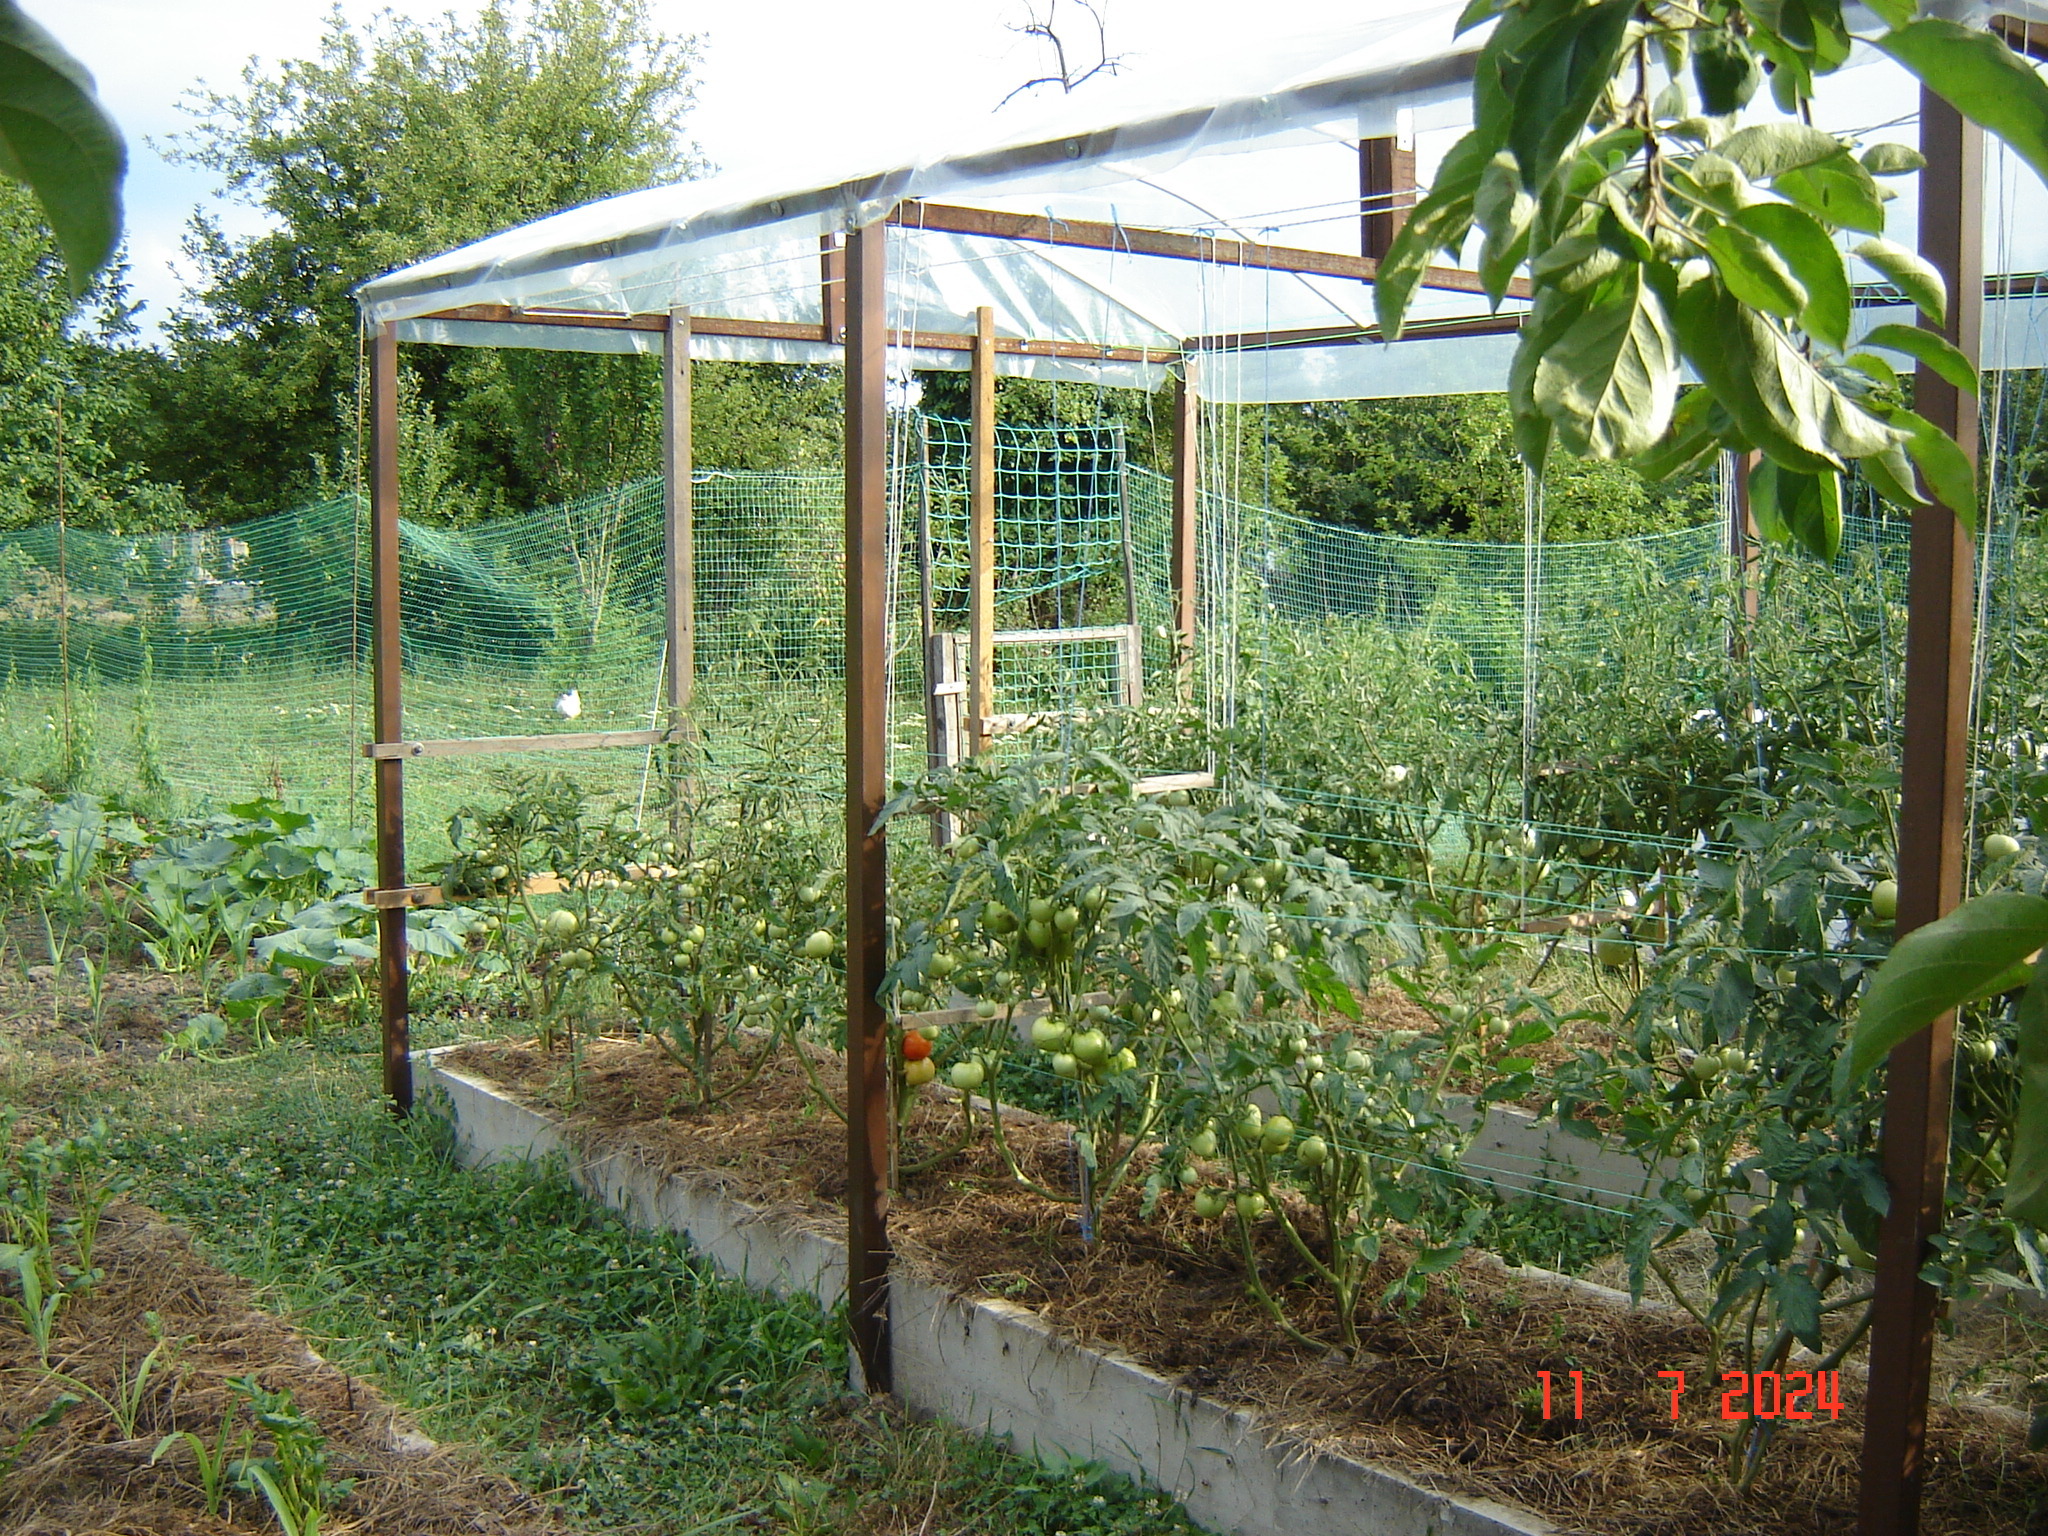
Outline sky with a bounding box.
[58,0,1379,346]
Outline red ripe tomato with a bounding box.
[901,1029,933,1062]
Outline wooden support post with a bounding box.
[1170,367,1199,697]
[1360,134,1416,262]
[968,306,997,754]
[843,216,893,1396]
[1727,451,1759,658]
[664,308,694,720]
[1857,84,1982,1536]
[369,322,411,1114]
[662,307,695,824]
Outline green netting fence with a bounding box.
[6,409,2038,909]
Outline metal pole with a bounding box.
[1170,369,1199,696]
[968,306,997,755]
[1857,84,1982,1536]
[369,322,411,1114]
[843,216,893,1395]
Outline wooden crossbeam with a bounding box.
[413,303,1177,365]
[362,727,690,761]
[895,200,1530,300]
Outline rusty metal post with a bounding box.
[1360,134,1416,263]
[968,306,997,755]
[369,322,411,1113]
[843,217,893,1395]
[1169,368,1199,696]
[1857,85,1982,1536]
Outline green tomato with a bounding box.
[1234,1190,1268,1222]
[1192,1187,1229,1219]
[802,930,835,960]
[1051,1053,1079,1079]
[903,1057,936,1088]
[1027,897,1055,923]
[974,999,1000,1021]
[1177,1164,1201,1188]
[1260,1114,1295,1154]
[1594,927,1632,969]
[1025,919,1054,950]
[1967,1036,1999,1065]
[1869,878,1899,922]
[951,834,981,858]
[1296,1134,1329,1168]
[1030,1015,1071,1052]
[799,884,823,904]
[1210,991,1242,1022]
[928,951,958,979]
[1112,1046,1138,1073]
[1053,906,1081,934]
[1236,1103,1264,1138]
[544,908,581,940]
[983,904,1018,935]
[1187,1127,1218,1158]
[688,924,706,945]
[1986,832,2023,861]
[1081,886,1107,913]
[1070,1029,1110,1065]
[1344,1049,1371,1073]
[1162,789,1191,808]
[950,1060,986,1092]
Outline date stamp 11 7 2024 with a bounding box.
[1537,1369,1847,1422]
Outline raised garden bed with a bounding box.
[427,1037,2048,1536]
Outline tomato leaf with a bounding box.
[1876,19,2048,194]
[1855,238,1948,325]
[2007,953,2048,1227]
[1841,892,2048,1087]
[1735,202,1850,351]
[0,0,125,296]
[1860,322,1977,396]
[1887,406,1978,529]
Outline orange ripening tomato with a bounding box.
[901,1029,933,1062]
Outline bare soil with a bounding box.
[442,1032,2048,1536]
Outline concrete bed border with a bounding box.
[424,1051,1554,1536]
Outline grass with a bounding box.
[23,1036,1199,1536]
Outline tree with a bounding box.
[1264,394,1714,540]
[146,0,704,518]
[0,181,184,531]
[1376,0,2048,558]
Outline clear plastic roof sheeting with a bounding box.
[356,1,2048,402]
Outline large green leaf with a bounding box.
[1876,19,2048,193]
[1860,322,1977,397]
[1736,202,1850,350]
[1372,127,1494,337]
[0,0,125,295]
[1532,259,1679,458]
[1887,406,1978,529]
[1773,155,1888,235]
[1703,220,1807,319]
[1675,277,1835,473]
[1504,0,1634,191]
[1749,458,1842,559]
[1855,237,1947,325]
[2008,953,2048,1226]
[1475,151,1534,306]
[1843,892,2048,1085]
[1715,121,1846,179]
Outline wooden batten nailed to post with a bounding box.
[1856,86,1983,1536]
[969,306,998,755]
[1169,367,1200,699]
[369,322,411,1113]
[843,217,894,1394]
